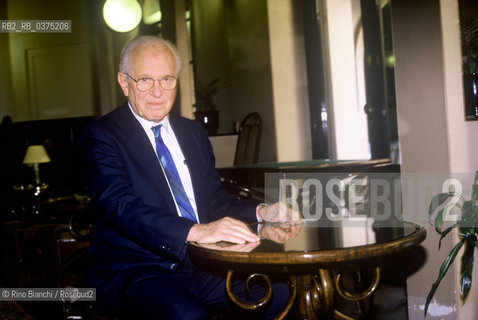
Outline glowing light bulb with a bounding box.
[103,0,142,33]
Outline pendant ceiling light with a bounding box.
[103,0,142,32]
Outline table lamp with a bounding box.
[23,145,51,186]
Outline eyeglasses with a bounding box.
[124,73,178,91]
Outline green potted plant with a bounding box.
[425,171,478,316]
[194,78,221,135]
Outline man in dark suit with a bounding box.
[80,35,300,319]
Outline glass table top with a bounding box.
[255,219,418,253]
[189,219,425,266]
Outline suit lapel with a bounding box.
[119,105,178,213]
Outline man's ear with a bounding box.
[118,72,129,97]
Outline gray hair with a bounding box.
[119,35,182,75]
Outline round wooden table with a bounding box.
[188,218,426,320]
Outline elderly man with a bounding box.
[80,35,299,319]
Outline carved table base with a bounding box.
[225,267,381,320]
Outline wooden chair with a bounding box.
[56,202,115,319]
[234,112,262,166]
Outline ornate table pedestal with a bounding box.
[189,220,426,319]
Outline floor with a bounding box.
[12,282,407,320]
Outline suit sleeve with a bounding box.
[80,122,195,263]
[187,121,259,223]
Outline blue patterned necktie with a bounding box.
[152,124,197,222]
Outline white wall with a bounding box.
[325,0,370,159]
[440,1,478,319]
[267,0,312,161]
[393,0,454,318]
[175,0,195,120]
[393,0,478,318]
[3,0,96,121]
[440,0,478,172]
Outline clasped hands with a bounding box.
[187,202,302,246]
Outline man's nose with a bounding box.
[151,80,163,96]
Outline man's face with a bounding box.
[118,42,177,122]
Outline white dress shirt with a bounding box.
[129,104,199,222]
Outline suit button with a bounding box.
[170,263,178,270]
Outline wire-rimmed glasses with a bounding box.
[124,73,178,91]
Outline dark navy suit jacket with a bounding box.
[80,103,258,310]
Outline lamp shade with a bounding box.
[23,145,51,164]
[103,0,142,33]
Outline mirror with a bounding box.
[189,0,398,162]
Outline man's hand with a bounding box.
[187,217,260,244]
[197,241,260,252]
[258,202,302,224]
[258,222,302,244]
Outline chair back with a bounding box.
[234,112,262,166]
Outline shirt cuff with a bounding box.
[256,203,268,222]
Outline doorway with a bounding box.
[305,0,398,161]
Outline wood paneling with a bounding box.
[27,44,95,120]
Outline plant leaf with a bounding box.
[472,171,478,203]
[434,206,447,234]
[460,235,477,301]
[433,203,458,234]
[461,200,473,219]
[429,193,462,233]
[472,184,478,206]
[471,171,478,234]
[425,239,465,316]
[428,193,451,217]
[438,223,459,249]
[459,201,477,236]
[472,206,478,234]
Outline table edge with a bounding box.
[188,224,426,266]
